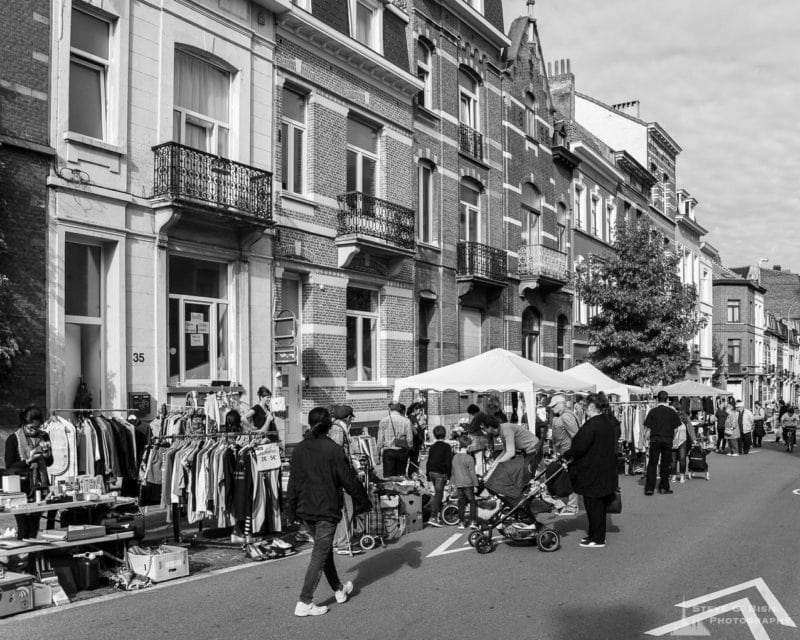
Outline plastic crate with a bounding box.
[128,546,189,583]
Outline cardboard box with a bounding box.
[398,494,421,515]
[0,572,34,618]
[405,513,423,533]
[128,545,189,583]
[32,582,52,608]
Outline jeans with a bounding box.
[407,447,421,476]
[645,440,673,493]
[382,449,409,477]
[583,495,609,544]
[728,437,739,454]
[333,493,353,549]
[299,520,342,604]
[429,472,447,519]
[671,442,687,475]
[742,432,752,454]
[716,427,727,451]
[456,486,477,524]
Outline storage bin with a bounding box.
[128,545,189,583]
[0,572,34,618]
[398,494,421,515]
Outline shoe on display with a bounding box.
[427,519,443,528]
[579,540,605,548]
[335,581,354,604]
[555,508,579,517]
[295,602,328,617]
[231,533,245,543]
[457,522,466,530]
[270,538,294,550]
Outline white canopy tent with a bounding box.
[656,380,732,398]
[392,348,596,422]
[565,363,651,402]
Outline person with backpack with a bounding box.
[377,402,414,477]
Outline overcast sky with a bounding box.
[504,0,800,273]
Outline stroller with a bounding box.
[467,458,569,554]
[687,442,710,480]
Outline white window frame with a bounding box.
[417,40,433,110]
[281,87,306,194]
[349,0,383,53]
[173,52,231,156]
[574,185,585,230]
[590,196,600,237]
[459,74,479,130]
[69,8,111,140]
[521,184,541,246]
[417,162,435,244]
[346,119,380,195]
[606,201,616,242]
[65,240,104,328]
[459,181,482,243]
[346,287,379,384]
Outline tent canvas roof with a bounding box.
[392,348,596,416]
[565,363,651,402]
[656,380,732,398]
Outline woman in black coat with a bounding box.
[565,392,618,548]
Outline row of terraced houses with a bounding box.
[1,0,797,442]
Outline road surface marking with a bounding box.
[677,577,795,628]
[426,532,504,557]
[792,489,800,496]
[646,597,768,639]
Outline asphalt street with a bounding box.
[3,439,800,640]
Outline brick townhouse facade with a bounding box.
[713,268,766,407]
[274,0,421,436]
[0,1,53,430]
[43,0,285,425]
[404,0,509,422]
[503,15,575,378]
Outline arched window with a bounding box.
[521,183,541,246]
[416,39,433,109]
[522,306,541,363]
[556,315,568,371]
[525,91,537,138]
[556,201,568,252]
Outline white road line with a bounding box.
[646,597,768,639]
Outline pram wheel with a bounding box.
[467,529,483,547]
[475,535,494,554]
[359,535,376,551]
[536,528,560,552]
[441,505,460,526]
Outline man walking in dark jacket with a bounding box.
[286,407,371,617]
[643,391,681,496]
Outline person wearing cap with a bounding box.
[329,405,361,554]
[548,395,581,516]
[481,415,539,501]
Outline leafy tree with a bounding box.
[711,338,726,388]
[576,220,703,386]
[0,229,23,375]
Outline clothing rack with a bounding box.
[51,408,130,414]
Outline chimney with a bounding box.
[548,58,575,119]
[527,0,535,20]
[611,100,641,119]
[773,265,782,271]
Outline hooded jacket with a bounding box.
[285,432,371,523]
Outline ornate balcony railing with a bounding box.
[459,123,484,162]
[152,142,272,220]
[457,241,507,282]
[336,191,415,250]
[518,244,569,283]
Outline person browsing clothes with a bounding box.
[377,402,414,477]
[4,406,53,539]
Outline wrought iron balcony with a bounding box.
[518,244,569,286]
[459,123,484,162]
[151,142,272,220]
[457,241,507,283]
[336,191,415,250]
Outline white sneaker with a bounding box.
[732,453,739,457]
[334,581,354,604]
[294,602,328,617]
[679,475,685,484]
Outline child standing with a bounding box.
[451,435,479,530]
[426,425,453,527]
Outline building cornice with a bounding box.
[278,8,423,96]
[676,213,708,237]
[441,1,511,50]
[570,141,623,184]
[614,150,656,189]
[647,122,682,157]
